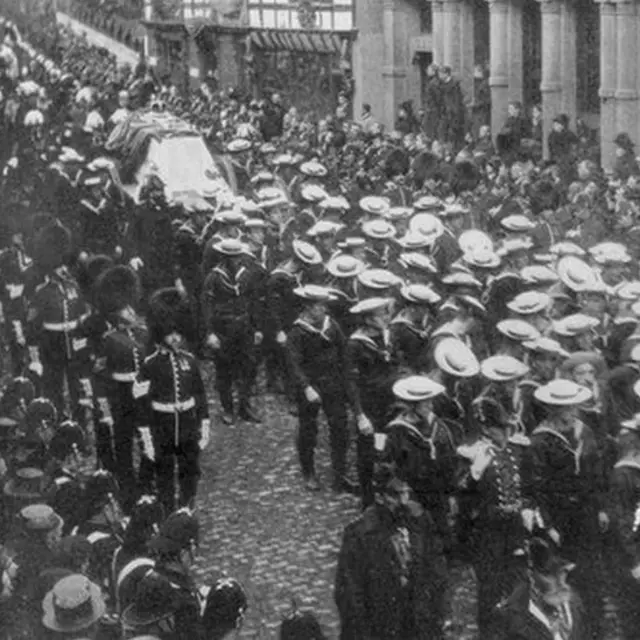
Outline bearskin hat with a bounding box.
[122,495,166,550]
[202,578,248,634]
[77,254,114,300]
[50,419,86,460]
[384,148,410,180]
[528,180,560,215]
[410,151,439,189]
[529,537,574,576]
[85,469,119,510]
[94,265,141,316]
[280,610,327,640]
[451,160,481,196]
[32,222,72,271]
[147,287,190,345]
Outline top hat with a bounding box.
[42,574,106,633]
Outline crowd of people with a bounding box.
[4,1,640,639]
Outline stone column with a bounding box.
[431,0,445,65]
[507,0,523,103]
[539,0,562,159]
[442,0,462,72]
[488,0,510,139]
[598,0,617,169]
[615,0,638,142]
[459,0,476,101]
[559,0,577,122]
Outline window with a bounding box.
[247,0,354,31]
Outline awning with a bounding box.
[249,28,354,55]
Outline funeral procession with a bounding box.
[5,0,640,637]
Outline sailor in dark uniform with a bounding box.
[286,285,353,493]
[201,239,264,424]
[346,297,397,508]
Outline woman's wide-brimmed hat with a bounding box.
[42,573,106,633]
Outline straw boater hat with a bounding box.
[319,195,350,212]
[615,280,640,301]
[458,229,493,254]
[397,231,432,250]
[520,265,558,286]
[463,248,501,269]
[620,413,640,432]
[588,242,631,263]
[523,336,570,359]
[349,297,394,315]
[480,355,529,382]
[409,213,444,243]
[292,239,323,265]
[299,160,328,178]
[357,269,402,290]
[42,574,106,633]
[398,252,438,274]
[550,241,586,257]
[226,138,252,153]
[559,351,606,378]
[292,285,335,303]
[327,255,365,278]
[255,186,288,209]
[359,195,390,217]
[496,237,534,258]
[533,379,592,406]
[400,284,441,305]
[412,195,443,212]
[18,503,63,532]
[362,219,396,240]
[433,337,480,378]
[557,255,604,293]
[439,203,470,219]
[306,220,344,237]
[392,375,445,402]
[441,272,483,290]
[385,206,413,222]
[506,291,551,315]
[500,214,536,233]
[551,313,600,337]
[496,319,541,343]
[300,183,329,203]
[4,467,50,502]
[213,238,248,256]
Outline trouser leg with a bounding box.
[177,439,201,508]
[296,394,319,478]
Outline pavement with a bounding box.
[194,365,480,639]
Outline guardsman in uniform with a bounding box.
[0,219,32,375]
[92,265,148,513]
[346,297,397,508]
[390,284,441,375]
[382,375,460,552]
[608,411,640,639]
[286,285,354,494]
[457,363,539,639]
[25,222,93,425]
[135,288,210,515]
[201,239,264,425]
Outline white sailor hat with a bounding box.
[362,219,396,240]
[534,379,592,406]
[481,355,529,382]
[400,284,441,305]
[500,214,537,232]
[357,269,402,290]
[392,375,445,402]
[292,239,323,265]
[349,297,394,315]
[551,313,600,337]
[299,160,328,178]
[359,195,391,216]
[496,319,541,342]
[506,291,551,315]
[327,255,365,278]
[433,337,480,378]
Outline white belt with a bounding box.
[151,398,196,413]
[43,319,81,331]
[112,371,136,382]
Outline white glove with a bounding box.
[305,386,320,403]
[254,331,263,346]
[357,413,374,436]
[632,564,640,580]
[548,528,561,546]
[276,330,287,345]
[521,508,536,532]
[198,419,210,451]
[206,333,221,350]
[129,256,144,271]
[138,427,155,461]
[7,157,18,169]
[28,361,43,377]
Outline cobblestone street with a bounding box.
[193,367,479,639]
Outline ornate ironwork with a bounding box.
[297,0,318,29]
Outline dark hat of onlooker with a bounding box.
[201,577,248,634]
[147,507,199,556]
[615,132,635,150]
[280,610,327,640]
[553,113,569,127]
